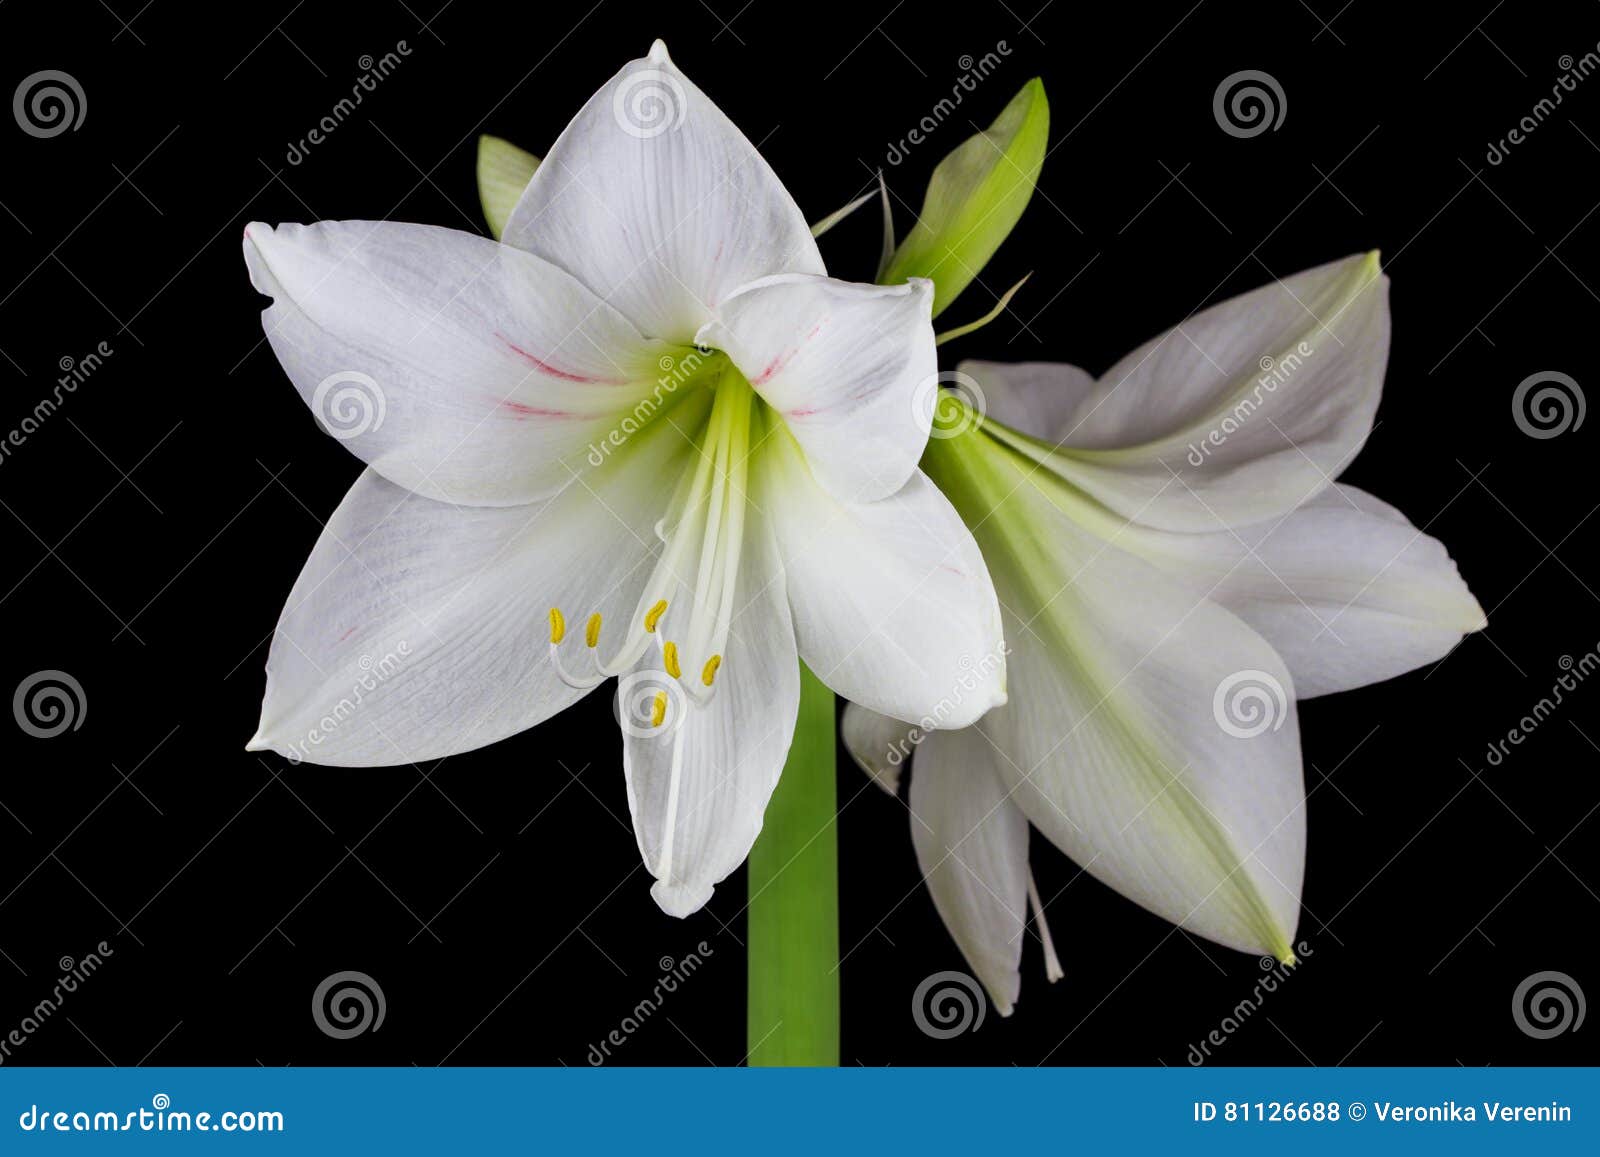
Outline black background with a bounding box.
[1,0,1597,1067]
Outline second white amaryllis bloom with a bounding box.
[845,254,1486,1011]
[242,41,1005,917]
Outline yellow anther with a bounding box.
[701,654,722,687]
[650,690,668,728]
[585,613,603,648]
[644,599,668,633]
[548,607,566,645]
[662,641,681,679]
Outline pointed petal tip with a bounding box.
[651,878,713,918]
[244,731,271,753]
[854,756,902,796]
[647,39,672,64]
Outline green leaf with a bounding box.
[746,661,838,1066]
[880,78,1048,318]
[476,134,540,241]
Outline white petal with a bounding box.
[959,359,1095,441]
[504,40,823,342]
[760,427,1005,729]
[247,395,706,766]
[696,273,936,501]
[909,726,1030,1015]
[1129,484,1487,697]
[244,220,676,506]
[971,469,1304,958]
[841,701,918,795]
[1000,253,1389,531]
[622,501,799,916]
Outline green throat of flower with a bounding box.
[922,398,1298,965]
[548,357,758,730]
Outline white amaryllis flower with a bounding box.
[242,41,1005,917]
[844,253,1486,1012]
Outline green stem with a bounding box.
[746,661,838,1066]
